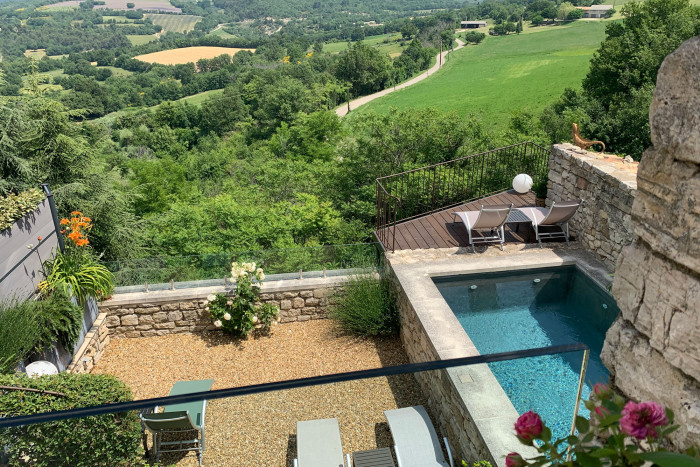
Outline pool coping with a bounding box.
[387,246,613,466]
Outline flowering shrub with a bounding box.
[507,384,700,467]
[206,262,278,337]
[0,188,44,231]
[40,211,114,304]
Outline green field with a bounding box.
[179,88,223,105]
[348,20,609,129]
[207,27,236,39]
[97,65,133,77]
[101,15,135,22]
[324,33,403,55]
[145,13,201,33]
[95,88,224,123]
[127,34,158,45]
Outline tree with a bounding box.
[400,21,418,39]
[126,2,135,7]
[516,19,523,34]
[505,22,517,34]
[567,9,584,20]
[531,15,545,26]
[464,31,486,44]
[543,0,700,159]
[334,41,391,97]
[557,2,576,20]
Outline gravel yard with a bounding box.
[92,320,429,466]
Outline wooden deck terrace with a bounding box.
[376,190,544,251]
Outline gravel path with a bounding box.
[93,320,429,466]
[335,39,466,117]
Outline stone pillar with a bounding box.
[601,36,700,447]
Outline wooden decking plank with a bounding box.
[437,210,470,245]
[394,224,420,250]
[402,221,431,249]
[413,217,441,248]
[425,213,459,247]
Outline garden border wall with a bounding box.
[547,144,638,270]
[97,275,348,338]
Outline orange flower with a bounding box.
[70,211,82,216]
[37,236,42,241]
[67,231,81,242]
[76,238,89,247]
[60,219,69,225]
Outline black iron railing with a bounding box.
[375,142,551,252]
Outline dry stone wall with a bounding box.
[548,143,638,270]
[99,278,345,338]
[67,313,109,374]
[601,36,700,448]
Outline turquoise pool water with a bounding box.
[434,265,619,440]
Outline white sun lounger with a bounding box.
[384,406,454,467]
[518,199,582,247]
[453,204,514,253]
[294,417,351,467]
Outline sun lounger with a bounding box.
[140,379,214,466]
[384,406,454,467]
[453,204,513,253]
[518,200,582,247]
[294,417,351,467]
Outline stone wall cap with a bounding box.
[101,275,350,308]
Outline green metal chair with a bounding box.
[140,379,214,466]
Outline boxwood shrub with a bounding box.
[0,373,144,467]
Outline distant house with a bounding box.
[577,4,613,18]
[461,21,488,29]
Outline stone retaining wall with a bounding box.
[98,276,346,338]
[67,313,109,374]
[393,280,495,465]
[601,37,700,448]
[548,143,638,270]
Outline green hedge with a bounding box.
[0,373,144,467]
[0,188,44,232]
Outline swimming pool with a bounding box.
[434,265,619,440]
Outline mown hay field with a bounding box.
[145,13,202,33]
[134,46,255,65]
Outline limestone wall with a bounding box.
[67,313,109,374]
[601,36,700,448]
[99,277,345,338]
[547,143,638,270]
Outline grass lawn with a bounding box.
[101,15,135,22]
[348,20,608,130]
[179,88,224,105]
[97,65,133,77]
[127,34,158,46]
[324,33,403,55]
[208,28,236,39]
[24,49,47,59]
[145,13,202,34]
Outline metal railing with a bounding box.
[375,142,551,251]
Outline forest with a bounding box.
[1,0,699,282]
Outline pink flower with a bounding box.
[506,452,526,467]
[595,406,610,419]
[620,401,668,439]
[593,383,611,399]
[514,411,543,442]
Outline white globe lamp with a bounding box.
[25,360,59,378]
[512,174,533,194]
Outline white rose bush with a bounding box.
[206,262,279,337]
